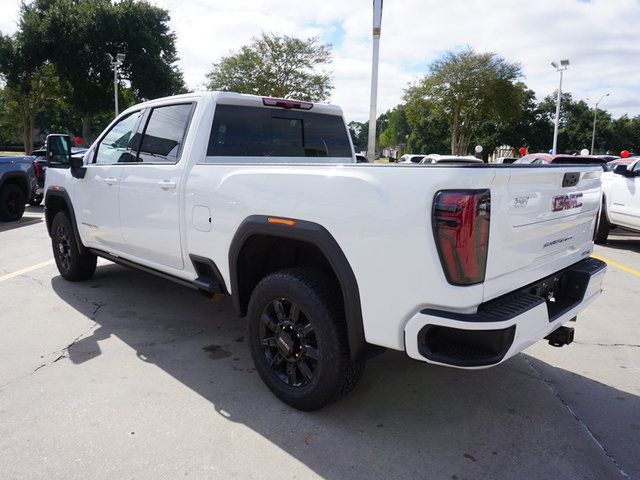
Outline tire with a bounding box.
[29,193,43,206]
[247,267,365,410]
[594,200,610,244]
[0,184,26,221]
[51,211,97,281]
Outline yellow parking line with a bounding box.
[0,218,42,230]
[0,259,55,282]
[592,254,640,278]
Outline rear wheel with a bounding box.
[0,184,26,221]
[29,193,43,206]
[247,268,364,410]
[51,211,97,280]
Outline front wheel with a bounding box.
[594,200,610,244]
[51,211,97,281]
[247,268,364,410]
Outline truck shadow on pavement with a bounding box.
[50,263,639,480]
[602,234,640,254]
[0,214,43,231]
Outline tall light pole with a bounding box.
[367,0,383,163]
[551,59,569,155]
[591,93,610,154]
[107,53,126,117]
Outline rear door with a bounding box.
[483,165,602,299]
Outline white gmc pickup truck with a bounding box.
[44,92,606,410]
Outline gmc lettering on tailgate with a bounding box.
[552,193,583,212]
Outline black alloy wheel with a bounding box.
[54,219,73,272]
[51,211,97,281]
[259,296,319,387]
[247,268,364,411]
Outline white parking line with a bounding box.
[0,259,55,283]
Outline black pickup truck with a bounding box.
[0,154,39,221]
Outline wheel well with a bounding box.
[44,194,70,235]
[230,216,378,362]
[235,234,339,316]
[1,176,28,197]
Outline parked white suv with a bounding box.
[596,157,640,242]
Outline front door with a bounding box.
[609,161,640,230]
[75,110,144,253]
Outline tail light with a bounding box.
[433,189,491,285]
[33,160,40,179]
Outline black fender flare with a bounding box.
[0,171,30,197]
[44,186,88,255]
[229,215,370,361]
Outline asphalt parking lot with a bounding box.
[1,206,639,480]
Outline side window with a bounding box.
[137,104,193,164]
[94,111,143,164]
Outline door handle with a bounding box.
[158,180,176,190]
[104,177,118,185]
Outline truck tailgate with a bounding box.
[483,166,602,301]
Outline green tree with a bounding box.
[407,112,450,154]
[0,84,22,146]
[404,47,524,155]
[17,0,185,144]
[481,88,553,155]
[348,121,367,152]
[206,32,333,102]
[378,105,410,150]
[538,93,598,153]
[605,115,640,155]
[0,35,61,153]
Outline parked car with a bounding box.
[0,153,39,220]
[596,157,640,243]
[30,149,47,205]
[514,154,609,168]
[493,157,517,164]
[31,147,87,205]
[603,157,634,172]
[355,154,368,163]
[396,154,425,164]
[420,154,483,164]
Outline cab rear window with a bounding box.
[206,104,352,160]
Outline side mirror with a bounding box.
[70,155,87,179]
[613,164,632,176]
[46,134,72,167]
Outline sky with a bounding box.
[2,0,640,124]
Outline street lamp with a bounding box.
[591,93,610,154]
[367,0,383,163]
[107,52,126,116]
[551,59,569,155]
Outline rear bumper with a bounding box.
[404,257,606,368]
